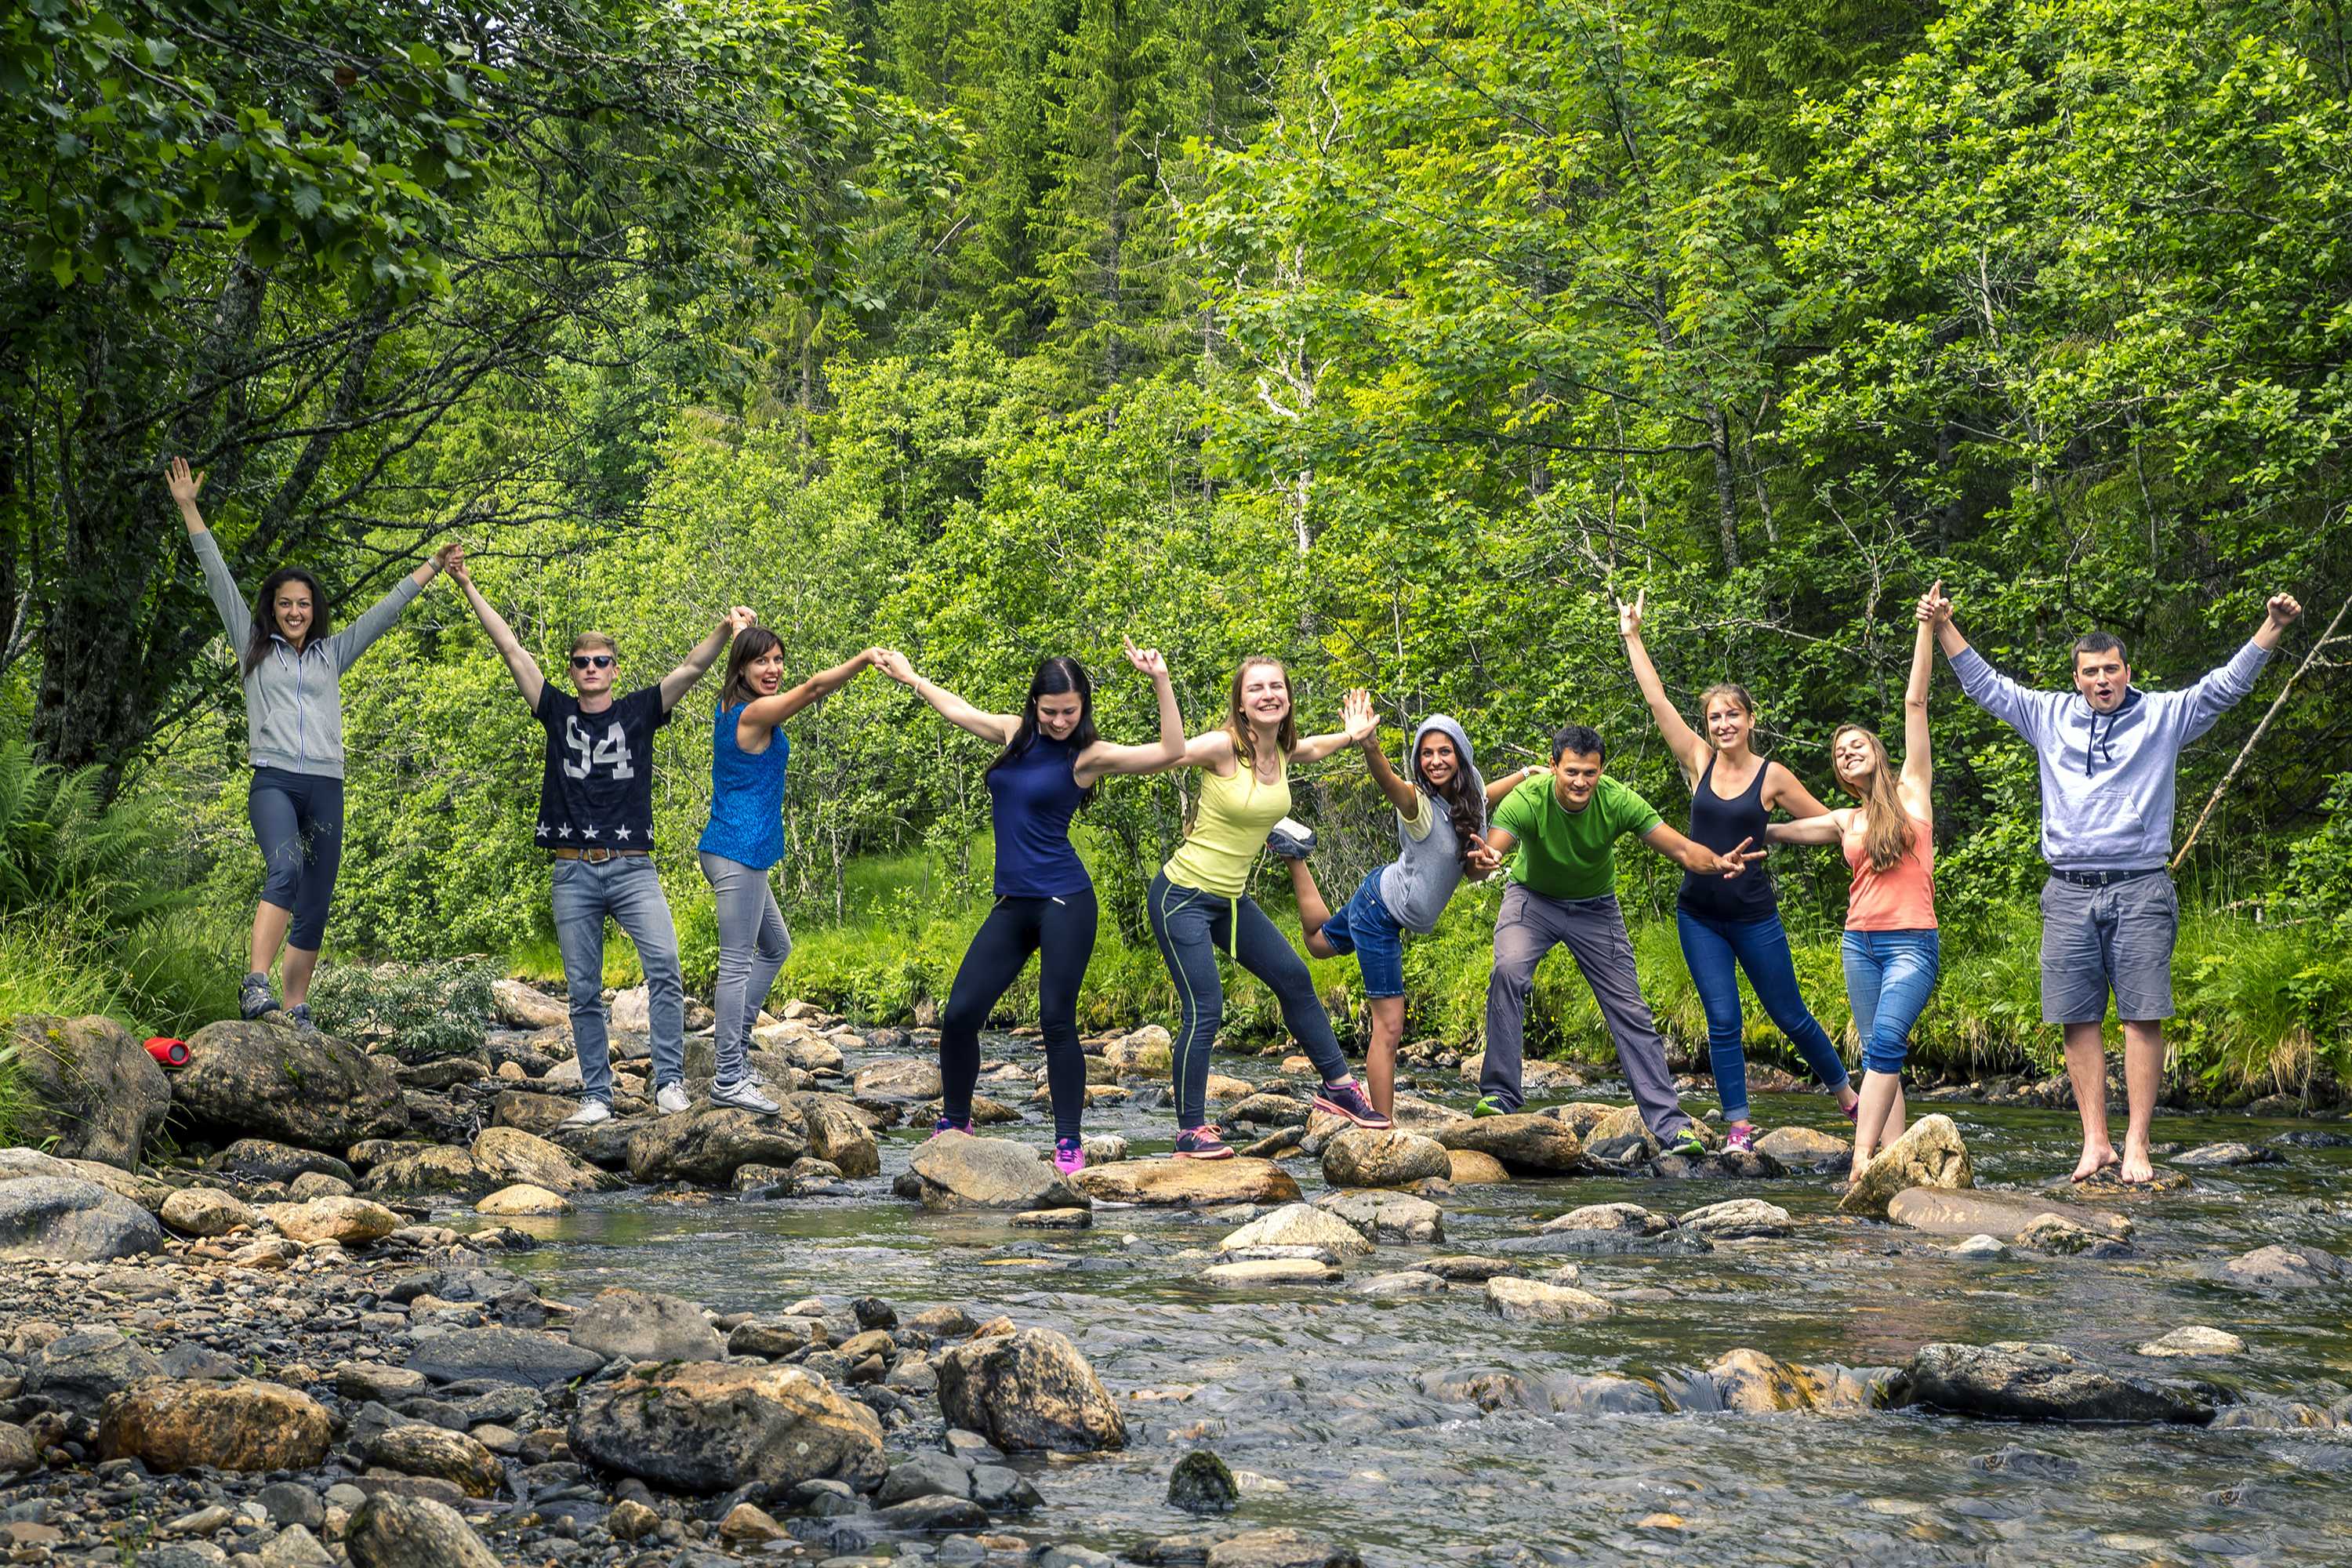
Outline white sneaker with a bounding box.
[655,1083,691,1116]
[710,1078,780,1114]
[558,1099,613,1129]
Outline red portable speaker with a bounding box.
[144,1036,190,1068]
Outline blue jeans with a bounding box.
[1319,873,1406,998]
[551,855,686,1102]
[1675,907,1851,1122]
[1841,929,1941,1075]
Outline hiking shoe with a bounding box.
[1173,1124,1234,1160]
[931,1116,972,1138]
[1053,1137,1087,1177]
[1664,1127,1708,1157]
[1472,1095,1511,1118]
[1313,1079,1392,1131]
[1265,817,1316,860]
[1725,1122,1755,1153]
[655,1082,691,1116]
[710,1077,779,1114]
[285,1003,318,1036]
[239,972,278,1021]
[559,1099,614,1129]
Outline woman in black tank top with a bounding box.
[1619,592,1859,1149]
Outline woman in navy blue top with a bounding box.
[876,639,1184,1174]
[696,629,880,1115]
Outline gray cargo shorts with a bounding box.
[2038,870,2179,1024]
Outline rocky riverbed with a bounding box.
[1,995,2349,1566]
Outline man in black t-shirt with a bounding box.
[450,549,752,1127]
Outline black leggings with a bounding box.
[939,888,1098,1141]
[249,767,344,951]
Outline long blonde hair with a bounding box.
[1225,656,1298,765]
[1833,724,1915,872]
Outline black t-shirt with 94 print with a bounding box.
[534,684,669,851]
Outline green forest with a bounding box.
[6,0,2350,1100]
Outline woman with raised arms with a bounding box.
[877,640,1184,1174]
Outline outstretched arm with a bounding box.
[1932,587,2046,740]
[1618,591,1708,780]
[447,548,545,710]
[658,608,753,712]
[2176,593,2298,741]
[1640,820,1765,879]
[873,649,1014,745]
[1352,693,1423,815]
[1767,812,1846,847]
[1076,638,1188,783]
[741,646,877,735]
[170,458,253,647]
[1900,584,1940,806]
[1292,685,1381,764]
[2252,592,2303,654]
[1486,763,1544,804]
[332,543,453,672]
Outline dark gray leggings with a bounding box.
[1147,870,1348,1129]
[249,767,343,950]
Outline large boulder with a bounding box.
[365,1423,506,1497]
[626,1106,808,1185]
[6,1014,172,1169]
[1838,1114,1972,1219]
[1320,1128,1451,1189]
[405,1327,606,1388]
[1102,1025,1173,1076]
[345,1494,503,1568]
[894,1134,1086,1211]
[25,1326,165,1414]
[1486,1276,1614,1323]
[569,1362,885,1494]
[568,1288,725,1363]
[935,1328,1126,1452]
[470,1127,614,1194]
[851,1057,944,1102]
[1073,1158,1301,1208]
[97,1378,334,1471]
[159,1187,256,1238]
[1313,1189,1444,1245]
[258,1196,401,1247]
[221,1138,357,1187]
[1890,1341,2213,1425]
[173,1018,407,1150]
[1435,1115,1584,1174]
[491,979,568,1031]
[361,1145,495,1196]
[787,1094,882,1178]
[489,1091,580,1138]
[475,1183,572,1217]
[1887,1187,2130,1243]
[1220,1204,1374,1258]
[1752,1123,1851,1170]
[0,1170,165,1262]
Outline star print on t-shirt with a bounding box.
[535,685,667,853]
[614,826,632,841]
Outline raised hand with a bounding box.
[1714,836,1768,879]
[165,456,205,510]
[1120,633,1169,680]
[430,542,461,574]
[444,543,472,584]
[1341,687,1379,746]
[1916,579,1951,626]
[1465,833,1504,876]
[724,606,758,637]
[1617,587,1646,640]
[2267,592,2303,629]
[873,648,917,684]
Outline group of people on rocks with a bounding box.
[172,454,2306,1187]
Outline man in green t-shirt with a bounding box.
[1468,724,1761,1144]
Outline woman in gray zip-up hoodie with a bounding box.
[171,457,452,1026]
[1272,707,1537,1116]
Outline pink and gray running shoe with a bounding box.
[1053,1137,1086,1176]
[1312,1079,1392,1131]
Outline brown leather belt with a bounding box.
[550,847,650,862]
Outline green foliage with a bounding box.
[0,740,194,930]
[308,957,498,1058]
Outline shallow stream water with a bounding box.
[489,1039,2352,1567]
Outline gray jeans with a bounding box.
[699,851,793,1086]
[551,855,685,1102]
[1481,884,1692,1138]
[2039,871,2177,1023]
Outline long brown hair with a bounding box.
[1224,656,1298,765]
[1833,724,1915,872]
[1414,730,1486,865]
[244,567,329,674]
[720,626,782,709]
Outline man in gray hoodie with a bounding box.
[1932,586,2303,1185]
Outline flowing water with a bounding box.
[491,1040,2352,1566]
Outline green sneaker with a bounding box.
[1664,1127,1708,1157]
[1472,1096,1509,1118]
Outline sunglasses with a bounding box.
[571,654,615,670]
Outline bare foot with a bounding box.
[2118,1142,2155,1185]
[2071,1144,2121,1183]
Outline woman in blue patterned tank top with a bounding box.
[695,628,880,1114]
[874,638,1185,1176]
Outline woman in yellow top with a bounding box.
[1148,658,1391,1159]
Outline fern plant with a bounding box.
[0,739,197,931]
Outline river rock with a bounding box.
[1486,1276,1613,1322]
[1752,1124,1851,1170]
[1205,1256,1341,1286]
[852,1056,944,1101]
[1886,1186,2131,1242]
[491,979,568,1030]
[405,1327,606,1388]
[789,1093,883,1177]
[1168,1450,1240,1514]
[2136,1327,2247,1358]
[2171,1142,2278,1167]
[27,1326,165,1414]
[568,1287,725,1363]
[1074,1158,1301,1207]
[0,1171,165,1261]
[487,1091,577,1138]
[361,1145,495,1196]
[1321,1128,1451,1188]
[1103,1025,1173,1075]
[1838,1113,1972,1218]
[1703,1348,1849,1413]
[1436,1115,1584,1174]
[469,1127,612,1193]
[287,1169,354,1200]
[2213,1244,2348,1288]
[626,1105,808,1185]
[158,1187,254,1237]
[258,1196,400,1247]
[1227,1094,1309,1127]
[1220,1203,1374,1258]
[1204,1527,1364,1567]
[474,1183,572,1217]
[896,1133,1087,1210]
[570,1361,886,1493]
[344,1494,502,1568]
[1313,1189,1443,1244]
[1446,1150,1510,1185]
[936,1327,1126,1451]
[220,1138,358,1186]
[1677,1199,1793,1239]
[1358,1270,1450,1298]
[1891,1341,2213,1425]
[173,1018,407,1149]
[97,1378,333,1471]
[2014,1213,2131,1257]
[1545,1202,1671,1236]
[366,1423,505,1497]
[7,1014,172,1169]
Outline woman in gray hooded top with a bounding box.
[170,456,453,1028]
[1272,710,1537,1117]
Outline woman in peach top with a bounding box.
[1770,585,1944,1175]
